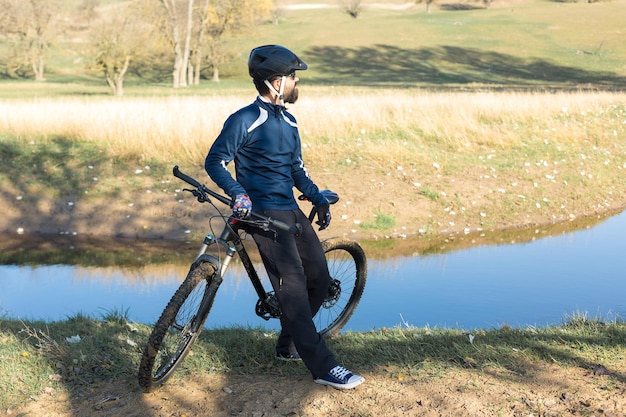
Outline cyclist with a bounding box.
[204,45,364,390]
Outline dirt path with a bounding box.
[11,361,625,416]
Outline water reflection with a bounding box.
[2,211,625,331]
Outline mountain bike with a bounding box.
[138,166,367,392]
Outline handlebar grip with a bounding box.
[250,212,301,236]
[173,165,202,188]
[174,165,232,206]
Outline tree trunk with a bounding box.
[178,0,194,87]
[187,62,194,85]
[193,49,202,85]
[33,55,45,81]
[105,56,129,96]
[211,66,219,82]
[193,0,209,86]
[161,0,184,88]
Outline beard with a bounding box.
[283,86,299,104]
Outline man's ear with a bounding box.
[271,78,282,90]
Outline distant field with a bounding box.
[0,0,624,93]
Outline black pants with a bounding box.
[252,208,338,378]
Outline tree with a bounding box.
[147,0,274,88]
[87,2,156,95]
[340,0,362,18]
[151,0,195,88]
[0,0,56,81]
[201,0,275,83]
[414,0,435,14]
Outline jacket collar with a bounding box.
[257,95,285,116]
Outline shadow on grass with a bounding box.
[0,135,201,249]
[199,321,626,384]
[304,44,626,89]
[3,316,625,415]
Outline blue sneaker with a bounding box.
[314,366,365,390]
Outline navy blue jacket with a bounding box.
[205,96,326,211]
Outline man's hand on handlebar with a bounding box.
[316,204,331,231]
[232,194,252,218]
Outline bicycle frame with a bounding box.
[195,217,281,320]
[173,164,336,321]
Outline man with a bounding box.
[205,45,364,390]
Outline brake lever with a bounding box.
[184,187,210,203]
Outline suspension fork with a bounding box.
[196,229,236,279]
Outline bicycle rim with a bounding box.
[138,259,218,392]
[316,237,367,337]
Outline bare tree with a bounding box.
[87,1,155,95]
[0,0,56,81]
[414,0,435,14]
[201,0,275,83]
[145,0,274,87]
[340,0,362,18]
[154,0,195,88]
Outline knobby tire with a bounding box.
[138,256,219,392]
[316,237,367,337]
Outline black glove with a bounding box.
[315,204,331,231]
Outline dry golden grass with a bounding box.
[1,89,624,166]
[2,89,625,240]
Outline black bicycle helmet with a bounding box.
[248,45,308,81]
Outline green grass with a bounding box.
[360,213,397,230]
[0,134,169,203]
[1,313,624,409]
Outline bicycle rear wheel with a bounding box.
[138,255,220,392]
[316,237,367,337]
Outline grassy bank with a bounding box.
[1,313,625,411]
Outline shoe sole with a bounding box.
[314,376,365,390]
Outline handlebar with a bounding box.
[173,165,301,236]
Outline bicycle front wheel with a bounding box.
[316,237,367,337]
[138,255,220,392]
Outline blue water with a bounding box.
[2,211,625,331]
